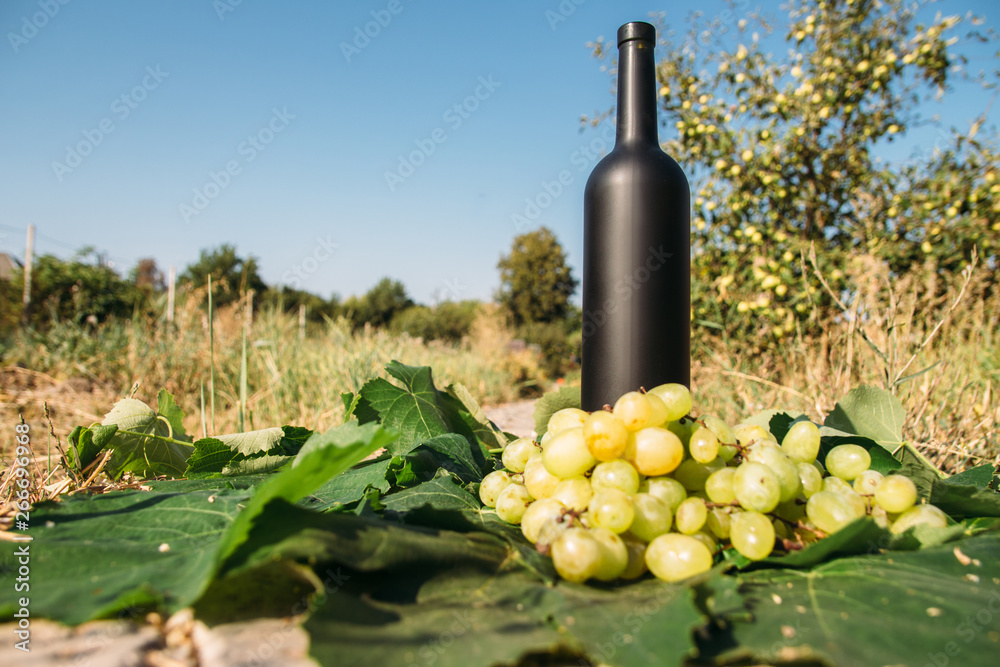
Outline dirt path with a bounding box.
[482,399,537,439]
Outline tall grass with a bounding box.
[0,291,535,451]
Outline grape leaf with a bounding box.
[711,533,1000,667]
[215,421,398,567]
[156,389,188,438]
[823,384,905,452]
[215,427,285,456]
[66,424,117,472]
[100,395,193,478]
[301,457,394,511]
[0,489,251,624]
[184,425,313,478]
[416,433,488,480]
[306,550,707,667]
[358,362,464,454]
[947,463,997,488]
[533,385,581,438]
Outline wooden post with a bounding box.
[21,224,34,326]
[298,303,306,340]
[166,265,176,324]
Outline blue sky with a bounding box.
[1,0,997,305]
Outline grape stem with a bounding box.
[487,448,504,454]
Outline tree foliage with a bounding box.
[12,251,141,327]
[497,227,578,327]
[591,0,999,347]
[179,244,266,308]
[343,277,414,329]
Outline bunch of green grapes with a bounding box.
[480,384,945,585]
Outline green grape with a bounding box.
[613,391,653,431]
[628,493,673,542]
[691,530,719,554]
[542,428,596,479]
[590,527,629,581]
[797,461,823,498]
[780,420,822,463]
[501,437,539,473]
[479,470,513,508]
[673,457,726,492]
[706,507,732,539]
[521,497,567,543]
[547,408,589,436]
[495,483,533,524]
[744,441,801,503]
[583,410,629,461]
[852,469,884,495]
[665,416,697,447]
[689,427,720,463]
[773,516,790,540]
[524,457,561,499]
[641,476,688,512]
[732,423,772,447]
[822,475,854,496]
[647,383,692,422]
[535,516,571,551]
[702,415,738,461]
[675,497,708,535]
[619,534,649,580]
[550,527,603,583]
[825,444,871,481]
[890,503,948,535]
[644,533,713,582]
[773,499,806,523]
[874,474,918,514]
[705,467,737,504]
[587,489,635,534]
[645,393,670,427]
[730,510,776,560]
[806,490,865,534]
[733,461,781,513]
[625,426,684,476]
[591,459,640,494]
[871,505,891,528]
[551,476,593,511]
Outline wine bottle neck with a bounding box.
[616,36,658,146]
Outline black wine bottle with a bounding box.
[581,21,691,411]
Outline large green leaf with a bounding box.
[185,425,314,478]
[301,457,394,511]
[214,421,398,566]
[710,533,1000,666]
[100,395,193,478]
[306,553,708,667]
[214,427,285,455]
[359,362,455,453]
[0,489,249,624]
[823,385,906,452]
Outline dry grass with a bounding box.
[690,250,999,474]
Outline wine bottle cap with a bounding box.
[617,21,655,47]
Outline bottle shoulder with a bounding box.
[585,144,689,189]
